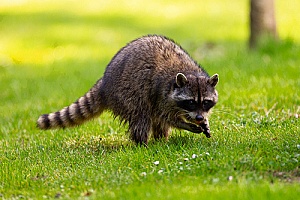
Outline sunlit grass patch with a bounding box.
[0,0,300,199]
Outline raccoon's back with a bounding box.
[100,35,204,120]
[102,35,204,92]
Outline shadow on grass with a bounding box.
[62,134,133,154]
[61,130,212,154]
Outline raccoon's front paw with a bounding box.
[203,128,211,138]
[200,123,211,138]
[177,121,204,133]
[187,123,204,133]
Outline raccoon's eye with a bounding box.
[202,100,214,111]
[177,99,198,111]
[187,100,194,105]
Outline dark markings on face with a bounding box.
[176,99,198,111]
[176,99,215,112]
[202,100,215,111]
[174,74,217,113]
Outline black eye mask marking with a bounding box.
[202,100,215,111]
[176,99,198,111]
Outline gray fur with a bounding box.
[37,35,219,145]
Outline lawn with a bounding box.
[0,0,299,199]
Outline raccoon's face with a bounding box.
[170,73,219,126]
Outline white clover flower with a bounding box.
[140,172,147,176]
[153,161,160,165]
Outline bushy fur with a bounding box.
[37,35,219,145]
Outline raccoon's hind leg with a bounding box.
[152,122,170,141]
[129,115,151,146]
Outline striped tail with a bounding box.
[37,79,104,129]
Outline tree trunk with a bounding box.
[249,0,278,48]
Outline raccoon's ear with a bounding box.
[176,73,188,88]
[208,74,219,87]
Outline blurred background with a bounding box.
[0,0,299,68]
[0,0,299,127]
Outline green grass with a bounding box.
[0,0,300,199]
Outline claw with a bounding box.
[203,129,211,138]
[200,123,211,138]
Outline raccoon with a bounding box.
[37,35,219,145]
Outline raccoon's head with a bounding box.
[170,72,219,126]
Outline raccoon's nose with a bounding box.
[195,115,204,122]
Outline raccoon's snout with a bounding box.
[195,115,204,122]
